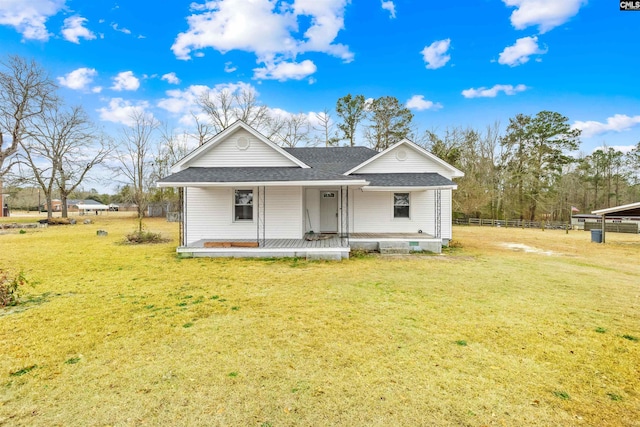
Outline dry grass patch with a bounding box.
[0,220,638,426]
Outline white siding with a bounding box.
[264,187,302,239]
[188,129,299,168]
[351,190,433,234]
[185,187,255,244]
[356,145,454,178]
[184,186,302,245]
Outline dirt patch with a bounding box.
[501,243,557,256]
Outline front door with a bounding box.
[320,191,338,233]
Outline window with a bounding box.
[234,189,253,221]
[394,193,410,218]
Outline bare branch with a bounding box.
[0,55,57,178]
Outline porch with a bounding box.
[177,232,443,260]
[178,235,350,260]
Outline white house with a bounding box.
[158,121,464,259]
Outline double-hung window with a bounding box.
[393,193,410,218]
[234,189,253,221]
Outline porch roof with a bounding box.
[353,173,457,188]
[157,166,368,187]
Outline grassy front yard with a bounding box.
[1,217,638,426]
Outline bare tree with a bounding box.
[149,126,192,211]
[115,110,159,232]
[272,113,310,148]
[198,89,234,133]
[313,109,339,147]
[192,113,215,146]
[235,87,270,130]
[0,55,57,201]
[17,104,109,218]
[197,86,271,135]
[54,114,111,218]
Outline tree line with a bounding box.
[2,55,638,223]
[423,114,640,221]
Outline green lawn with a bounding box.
[1,217,639,426]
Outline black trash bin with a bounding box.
[591,229,602,243]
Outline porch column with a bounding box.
[340,186,349,245]
[179,188,185,246]
[434,189,442,239]
[256,186,266,246]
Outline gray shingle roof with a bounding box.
[284,146,377,173]
[160,147,457,188]
[158,167,366,184]
[352,173,456,187]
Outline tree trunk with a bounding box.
[61,193,68,218]
[45,195,53,219]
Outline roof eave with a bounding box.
[592,201,640,215]
[360,185,458,192]
[157,179,369,188]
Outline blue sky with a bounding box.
[1,0,639,159]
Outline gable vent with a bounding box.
[396,148,408,161]
[236,136,250,150]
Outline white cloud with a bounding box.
[381,1,396,19]
[97,98,153,126]
[406,95,442,111]
[157,82,258,126]
[462,84,528,98]
[111,22,131,34]
[572,114,640,138]
[57,67,98,91]
[61,15,95,43]
[596,145,636,154]
[0,0,65,41]
[503,0,586,33]
[161,72,180,85]
[157,85,210,115]
[253,60,317,81]
[421,39,451,70]
[224,62,237,73]
[171,0,352,80]
[498,36,546,66]
[111,71,140,91]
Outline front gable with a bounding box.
[171,121,308,173]
[345,139,464,180]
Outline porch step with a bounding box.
[379,241,411,254]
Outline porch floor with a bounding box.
[178,235,349,260]
[178,232,443,259]
[187,235,348,249]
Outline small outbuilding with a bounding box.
[592,202,640,242]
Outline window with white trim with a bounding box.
[234,189,253,221]
[393,193,410,218]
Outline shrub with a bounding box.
[46,218,71,225]
[124,230,168,244]
[0,270,27,308]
